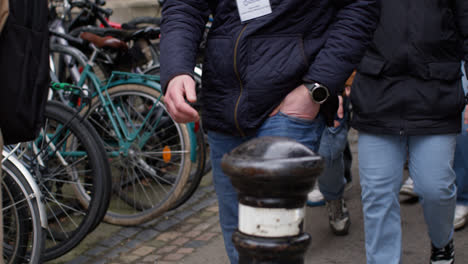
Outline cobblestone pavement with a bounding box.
[47,174,224,264]
[45,130,468,263]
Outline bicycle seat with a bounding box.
[72,26,134,40]
[79,32,129,51]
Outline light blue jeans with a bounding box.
[453,62,468,206]
[358,132,457,264]
[317,113,349,201]
[207,112,325,264]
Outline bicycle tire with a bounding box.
[26,102,110,261]
[82,84,192,226]
[50,102,112,233]
[169,126,206,210]
[2,157,45,264]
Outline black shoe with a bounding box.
[326,198,350,236]
[430,239,454,264]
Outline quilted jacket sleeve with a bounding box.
[456,0,468,77]
[303,0,379,96]
[160,0,210,93]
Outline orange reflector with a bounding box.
[163,146,171,163]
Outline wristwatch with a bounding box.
[304,82,330,104]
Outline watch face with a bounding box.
[313,87,328,102]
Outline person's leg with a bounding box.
[454,120,468,206]
[316,123,351,235]
[454,121,468,230]
[207,131,252,264]
[317,124,348,201]
[207,113,325,264]
[358,132,406,264]
[343,141,353,184]
[408,134,457,249]
[453,63,468,229]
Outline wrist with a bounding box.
[304,82,330,104]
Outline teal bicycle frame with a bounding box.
[70,52,197,162]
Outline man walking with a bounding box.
[160,1,379,262]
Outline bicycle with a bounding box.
[8,81,113,260]
[2,149,46,264]
[49,39,209,214]
[49,34,193,226]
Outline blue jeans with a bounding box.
[317,114,349,201]
[453,62,468,206]
[207,112,325,264]
[358,132,457,264]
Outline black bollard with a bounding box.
[221,136,324,264]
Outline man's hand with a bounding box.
[164,74,199,123]
[333,85,351,127]
[269,84,320,119]
[334,95,344,127]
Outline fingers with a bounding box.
[345,86,351,97]
[269,102,283,117]
[184,78,197,103]
[165,75,199,123]
[337,95,344,119]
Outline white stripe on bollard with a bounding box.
[238,203,304,237]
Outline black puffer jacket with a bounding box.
[161,0,379,136]
[351,0,468,135]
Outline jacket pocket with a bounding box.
[428,62,462,81]
[357,55,386,76]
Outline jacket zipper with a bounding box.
[233,25,248,137]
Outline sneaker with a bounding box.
[430,239,454,264]
[400,177,417,197]
[326,198,350,236]
[454,204,468,231]
[306,182,325,207]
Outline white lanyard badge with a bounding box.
[236,0,272,22]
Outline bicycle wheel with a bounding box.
[21,102,111,261]
[169,125,206,210]
[83,83,192,226]
[2,155,45,264]
[49,102,113,233]
[145,66,212,177]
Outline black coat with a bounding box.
[161,0,379,136]
[0,0,49,144]
[351,0,468,135]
